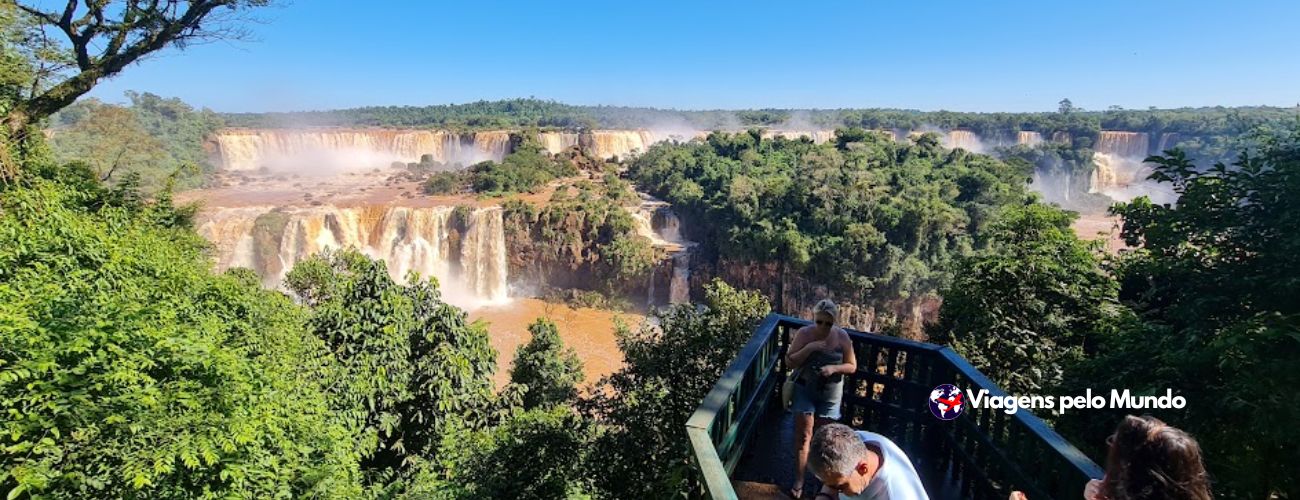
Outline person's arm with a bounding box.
[815,485,837,500]
[785,327,825,369]
[818,330,857,377]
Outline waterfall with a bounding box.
[460,207,510,305]
[1051,131,1072,145]
[669,251,691,304]
[1089,153,1121,193]
[763,130,837,144]
[538,131,580,155]
[1156,132,1180,154]
[631,196,686,248]
[584,130,657,159]
[212,129,515,172]
[944,130,985,152]
[1017,131,1043,146]
[1095,131,1150,158]
[1089,152,1176,205]
[195,204,510,309]
[630,193,696,306]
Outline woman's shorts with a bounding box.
[789,380,842,420]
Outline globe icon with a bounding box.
[928,384,964,420]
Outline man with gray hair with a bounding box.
[808,423,929,500]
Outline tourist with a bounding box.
[786,299,857,498]
[807,423,929,500]
[1009,415,1211,500]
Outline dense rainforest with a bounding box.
[3,2,1298,498]
[629,129,1033,334]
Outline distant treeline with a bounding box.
[221,98,1300,139]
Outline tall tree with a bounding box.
[929,204,1119,394]
[510,318,584,409]
[1060,135,1300,498]
[284,249,498,478]
[584,280,770,498]
[47,99,165,183]
[3,0,268,143]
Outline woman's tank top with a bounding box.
[798,346,845,399]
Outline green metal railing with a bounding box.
[686,313,1103,500]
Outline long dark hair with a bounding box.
[1103,415,1212,500]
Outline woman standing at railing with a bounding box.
[786,299,858,499]
[1010,415,1212,500]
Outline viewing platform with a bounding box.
[687,314,1103,499]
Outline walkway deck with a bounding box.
[730,406,963,499]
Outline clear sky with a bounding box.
[84,0,1300,113]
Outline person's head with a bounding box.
[1103,415,1211,500]
[809,423,875,495]
[813,299,838,332]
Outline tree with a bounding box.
[0,169,362,498]
[510,318,584,409]
[1059,134,1300,498]
[929,204,1119,394]
[284,249,498,479]
[47,99,166,184]
[584,280,769,498]
[433,406,593,500]
[4,0,270,143]
[1058,98,1075,115]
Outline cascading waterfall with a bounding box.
[630,194,695,306]
[537,131,580,154]
[213,129,516,172]
[944,130,985,152]
[1017,131,1044,146]
[195,204,510,308]
[584,130,658,159]
[1095,131,1150,158]
[1156,132,1180,153]
[669,251,691,304]
[460,207,510,304]
[1087,131,1179,204]
[1088,152,1176,205]
[762,130,838,144]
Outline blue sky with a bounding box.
[85,0,1300,113]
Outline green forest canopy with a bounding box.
[221,97,1299,139]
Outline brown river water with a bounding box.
[468,298,645,389]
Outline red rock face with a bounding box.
[695,258,939,340]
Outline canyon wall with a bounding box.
[690,258,938,339]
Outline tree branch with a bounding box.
[6,0,257,135]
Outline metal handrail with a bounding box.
[686,313,1103,500]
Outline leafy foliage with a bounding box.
[46,93,225,190]
[422,171,467,195]
[1058,131,1300,498]
[510,318,584,410]
[467,136,577,195]
[436,406,593,500]
[630,129,1033,331]
[583,280,770,498]
[0,167,362,498]
[503,180,656,299]
[929,204,1118,394]
[283,249,498,480]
